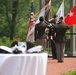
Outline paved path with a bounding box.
[46,57,76,75]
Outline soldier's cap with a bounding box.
[53,15,58,18]
[59,16,63,20]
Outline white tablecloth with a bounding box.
[0,53,48,75]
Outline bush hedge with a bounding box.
[61,70,76,75]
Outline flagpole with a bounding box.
[50,0,52,19]
[70,0,76,56]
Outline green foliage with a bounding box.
[61,70,76,75]
[0,36,13,47]
[64,0,70,15]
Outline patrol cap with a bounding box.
[59,16,63,20]
[53,15,58,18]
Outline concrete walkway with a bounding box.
[46,57,76,75]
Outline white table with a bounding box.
[0,53,48,75]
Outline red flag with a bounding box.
[64,5,76,26]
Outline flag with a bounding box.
[26,1,35,42]
[26,0,51,42]
[64,5,76,26]
[35,0,51,24]
[35,7,45,24]
[45,0,51,21]
[56,0,64,19]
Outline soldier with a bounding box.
[48,15,58,59]
[35,16,50,51]
[53,16,70,62]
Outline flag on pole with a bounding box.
[35,0,51,24]
[56,0,64,19]
[26,0,51,42]
[64,5,76,26]
[45,0,51,21]
[26,1,35,42]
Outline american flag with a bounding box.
[28,1,35,31]
[26,1,35,42]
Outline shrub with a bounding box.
[0,36,13,47]
[61,70,76,75]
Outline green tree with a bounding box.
[0,0,39,40]
[0,0,19,40]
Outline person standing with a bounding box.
[53,17,70,62]
[34,16,50,51]
[48,15,58,59]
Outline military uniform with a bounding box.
[53,22,69,62]
[35,21,49,50]
[48,20,57,59]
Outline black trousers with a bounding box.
[51,40,57,59]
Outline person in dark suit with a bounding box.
[35,16,50,51]
[53,16,70,62]
[48,15,58,59]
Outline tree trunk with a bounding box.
[5,0,19,40]
[10,0,19,40]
